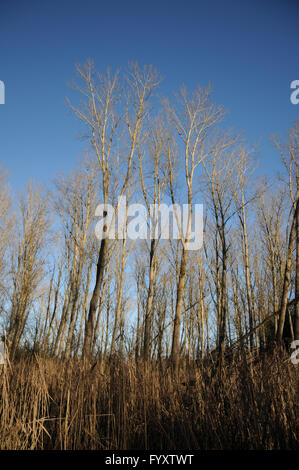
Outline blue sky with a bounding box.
[0,0,298,190]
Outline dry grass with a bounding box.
[0,348,298,450]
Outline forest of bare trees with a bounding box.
[0,62,298,450]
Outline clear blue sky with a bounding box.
[0,0,298,190]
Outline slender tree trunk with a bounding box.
[241,198,255,349]
[43,262,62,355]
[277,200,298,341]
[64,274,81,358]
[135,282,141,363]
[198,265,206,359]
[83,234,108,360]
[110,239,127,357]
[171,245,187,374]
[218,224,227,358]
[143,239,155,361]
[76,261,92,356]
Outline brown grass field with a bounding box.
[0,347,297,450]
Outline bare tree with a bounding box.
[165,85,230,372]
[68,61,160,359]
[137,118,168,362]
[200,138,244,364]
[0,168,11,307]
[256,184,287,341]
[8,183,50,358]
[273,120,299,342]
[231,147,259,349]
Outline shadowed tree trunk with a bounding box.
[277,200,298,341]
[83,223,108,359]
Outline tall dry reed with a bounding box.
[0,348,297,450]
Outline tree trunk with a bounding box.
[277,200,298,341]
[83,234,108,360]
[110,239,127,357]
[143,239,155,361]
[171,245,187,374]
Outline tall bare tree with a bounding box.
[165,86,230,372]
[138,119,168,361]
[273,120,299,342]
[68,61,160,359]
[8,183,50,358]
